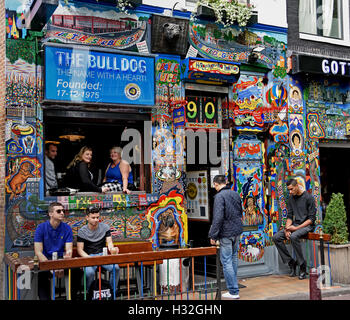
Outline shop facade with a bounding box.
[3,0,313,293]
[287,0,350,235]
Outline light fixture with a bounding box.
[59,134,85,142]
[248,47,264,64]
[171,1,187,16]
[45,140,60,145]
[59,128,85,142]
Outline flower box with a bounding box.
[320,243,350,284]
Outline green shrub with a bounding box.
[323,193,349,244]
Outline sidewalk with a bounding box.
[224,275,350,300]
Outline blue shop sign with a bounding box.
[181,57,240,84]
[44,44,155,106]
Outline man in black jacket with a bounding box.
[209,175,243,299]
[272,178,316,280]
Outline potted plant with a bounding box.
[322,193,350,284]
[195,0,256,27]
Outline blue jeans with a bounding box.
[85,253,120,291]
[220,236,240,295]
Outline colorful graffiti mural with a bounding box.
[43,1,151,51]
[305,77,350,140]
[189,21,287,69]
[6,0,333,275]
[146,188,187,249]
[5,191,160,249]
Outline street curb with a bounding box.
[264,285,350,300]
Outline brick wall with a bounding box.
[287,0,350,59]
[0,0,6,300]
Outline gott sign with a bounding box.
[293,54,350,77]
[322,59,350,76]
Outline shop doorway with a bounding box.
[320,145,350,234]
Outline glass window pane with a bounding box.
[299,0,343,39]
[321,0,342,38]
[299,0,318,35]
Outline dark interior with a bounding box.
[43,108,151,191]
[320,146,350,235]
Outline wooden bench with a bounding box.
[302,232,332,271]
[303,232,331,242]
[72,241,163,267]
[72,240,163,295]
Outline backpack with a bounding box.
[87,278,112,300]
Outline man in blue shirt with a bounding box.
[34,202,73,300]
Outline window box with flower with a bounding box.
[195,0,256,27]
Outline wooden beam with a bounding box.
[39,247,217,271]
[304,232,332,242]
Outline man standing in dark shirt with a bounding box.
[209,175,243,299]
[77,207,120,292]
[273,178,316,279]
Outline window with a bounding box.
[43,109,152,194]
[299,0,350,46]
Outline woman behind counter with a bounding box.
[103,146,135,194]
[65,146,109,193]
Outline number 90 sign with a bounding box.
[185,96,218,126]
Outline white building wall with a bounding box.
[251,0,287,28]
[142,0,287,28]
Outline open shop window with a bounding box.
[43,108,151,195]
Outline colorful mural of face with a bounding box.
[146,188,187,249]
[291,133,301,149]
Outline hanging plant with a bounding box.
[194,0,255,27]
[115,0,132,15]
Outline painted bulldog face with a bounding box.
[163,23,182,41]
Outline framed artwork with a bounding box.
[186,170,209,221]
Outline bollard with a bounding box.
[309,268,321,300]
[319,230,325,286]
[215,240,221,300]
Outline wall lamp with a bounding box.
[171,1,187,16]
[248,46,264,64]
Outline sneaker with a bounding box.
[222,292,240,299]
[288,259,297,277]
[299,263,307,280]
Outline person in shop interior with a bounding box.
[45,142,58,193]
[65,146,109,193]
[102,146,135,194]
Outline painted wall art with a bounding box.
[43,0,151,52]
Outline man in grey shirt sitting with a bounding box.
[272,178,316,280]
[77,207,120,293]
[45,143,58,192]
